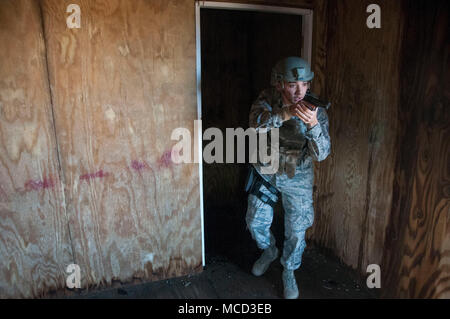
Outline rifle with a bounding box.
[302,90,331,111]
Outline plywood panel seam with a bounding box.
[37,0,76,266]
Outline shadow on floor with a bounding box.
[69,247,377,299]
[68,205,378,299]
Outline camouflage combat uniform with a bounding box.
[246,87,331,270]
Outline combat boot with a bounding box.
[282,269,299,299]
[251,245,279,276]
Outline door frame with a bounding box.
[195,1,314,267]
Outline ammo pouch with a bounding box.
[245,165,280,207]
[278,148,303,179]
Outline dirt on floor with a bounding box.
[63,203,379,299]
[66,246,378,299]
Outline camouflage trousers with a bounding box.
[245,167,314,271]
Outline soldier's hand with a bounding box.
[287,104,301,118]
[295,102,319,128]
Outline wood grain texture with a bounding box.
[0,0,445,299]
[382,0,449,298]
[0,0,72,298]
[41,0,201,288]
[309,0,402,273]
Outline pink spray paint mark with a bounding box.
[157,150,173,169]
[24,177,55,191]
[131,160,150,171]
[80,170,109,181]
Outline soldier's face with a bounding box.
[278,81,310,104]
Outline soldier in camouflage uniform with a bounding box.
[245,57,331,299]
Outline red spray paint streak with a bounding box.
[157,150,174,169]
[16,148,182,193]
[131,160,150,171]
[80,170,109,181]
[24,177,55,191]
[23,150,178,191]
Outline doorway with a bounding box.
[196,2,313,267]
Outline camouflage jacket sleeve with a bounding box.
[249,88,292,132]
[305,108,331,162]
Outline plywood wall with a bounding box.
[381,0,449,298]
[0,0,202,297]
[41,0,201,288]
[0,0,72,298]
[309,0,402,274]
[310,0,449,299]
[0,0,447,299]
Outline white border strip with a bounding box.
[199,1,311,16]
[195,1,314,268]
[195,2,205,267]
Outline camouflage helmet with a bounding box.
[270,56,314,86]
